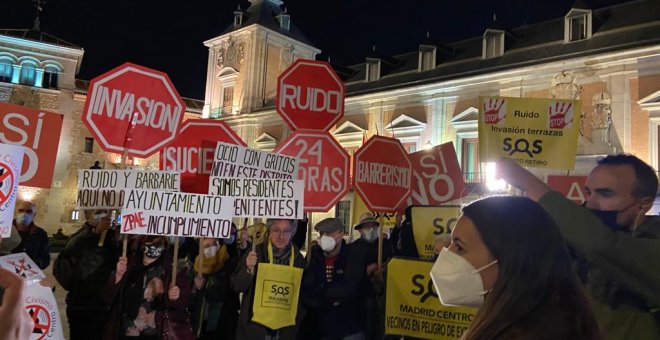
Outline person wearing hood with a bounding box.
[301,218,370,340]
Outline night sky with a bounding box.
[2,0,629,99]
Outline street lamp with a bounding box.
[484,162,506,192]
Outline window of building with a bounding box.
[0,61,13,83]
[19,64,36,86]
[484,34,503,59]
[420,48,435,72]
[42,66,59,89]
[222,86,234,114]
[367,61,379,82]
[70,210,79,221]
[279,15,290,31]
[569,15,587,42]
[402,141,417,154]
[84,137,94,153]
[334,200,351,234]
[462,138,480,183]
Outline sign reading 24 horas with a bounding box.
[478,96,581,170]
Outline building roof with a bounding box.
[340,0,660,96]
[0,29,81,50]
[219,0,313,46]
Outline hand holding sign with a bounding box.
[0,268,33,340]
[168,285,180,301]
[115,257,128,284]
[246,251,258,273]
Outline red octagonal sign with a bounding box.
[275,130,350,212]
[276,59,345,131]
[353,135,412,212]
[160,119,246,194]
[83,63,185,158]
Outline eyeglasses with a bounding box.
[271,228,294,236]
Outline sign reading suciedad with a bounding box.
[209,177,304,219]
[120,189,235,238]
[76,170,180,209]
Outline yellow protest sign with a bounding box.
[411,206,460,260]
[386,258,476,339]
[478,96,581,170]
[351,194,397,229]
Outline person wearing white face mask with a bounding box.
[431,196,603,340]
[300,218,370,340]
[11,201,50,269]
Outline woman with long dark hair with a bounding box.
[431,196,603,340]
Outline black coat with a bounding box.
[12,221,50,269]
[301,241,370,339]
[53,224,118,311]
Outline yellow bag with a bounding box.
[251,242,303,330]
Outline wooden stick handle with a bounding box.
[377,213,385,272]
[197,238,203,278]
[98,229,107,247]
[122,236,128,258]
[172,237,179,287]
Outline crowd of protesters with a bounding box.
[0,153,659,339]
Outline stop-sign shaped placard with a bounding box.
[276,59,345,131]
[353,135,412,212]
[160,119,246,194]
[83,62,185,158]
[275,130,350,212]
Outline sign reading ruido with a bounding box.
[160,120,246,194]
[0,102,63,188]
[211,142,299,179]
[121,189,235,238]
[386,258,476,339]
[82,63,185,158]
[353,135,412,212]
[276,59,345,131]
[275,130,350,212]
[478,96,581,170]
[209,178,305,219]
[76,170,180,209]
[0,143,24,238]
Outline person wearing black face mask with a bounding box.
[498,154,660,339]
[103,236,194,340]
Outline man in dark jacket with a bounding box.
[53,209,118,340]
[302,218,369,340]
[11,201,50,269]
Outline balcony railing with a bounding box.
[463,172,482,184]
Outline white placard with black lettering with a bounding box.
[211,142,299,179]
[209,177,305,219]
[0,143,24,238]
[0,253,45,285]
[120,189,235,238]
[76,170,181,209]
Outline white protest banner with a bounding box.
[76,169,181,209]
[0,253,45,285]
[120,189,235,238]
[25,284,65,340]
[211,142,299,179]
[209,177,305,219]
[0,143,23,238]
